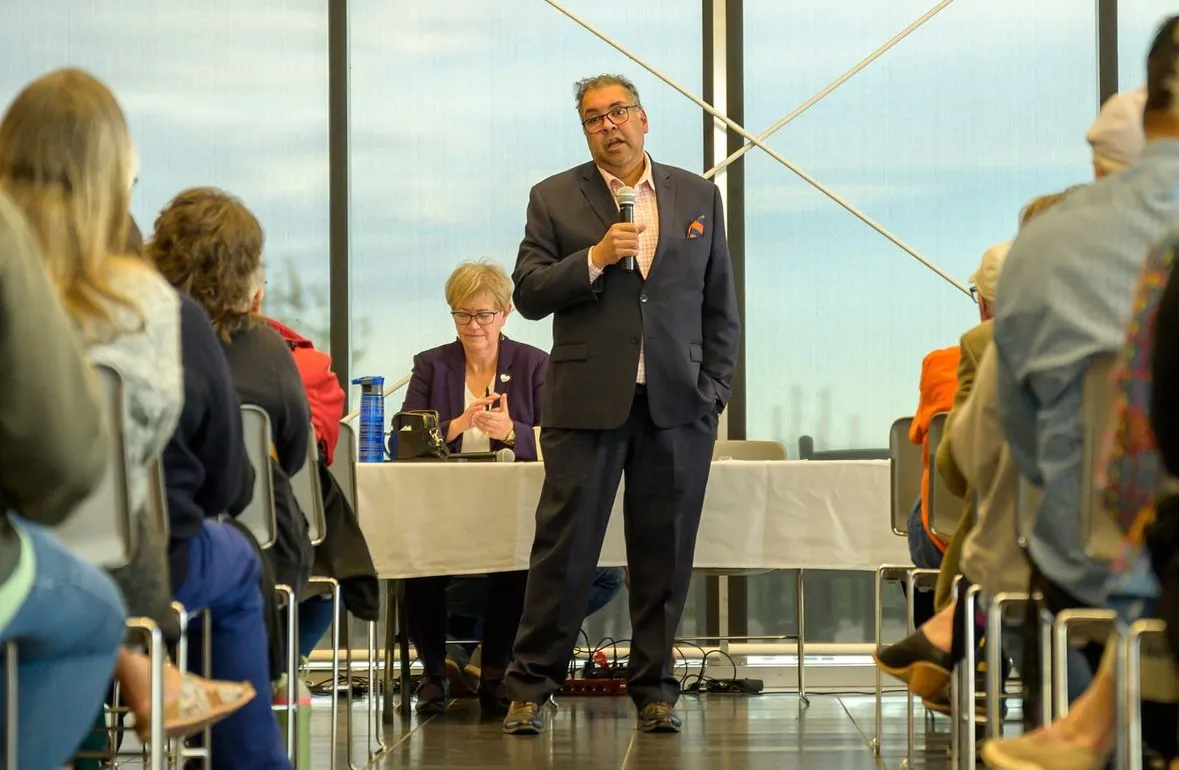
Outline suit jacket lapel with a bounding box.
[579,162,618,232]
[647,161,675,282]
[443,341,465,423]
[495,337,517,396]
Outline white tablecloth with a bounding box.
[356,459,909,579]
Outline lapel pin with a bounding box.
[500,373,511,383]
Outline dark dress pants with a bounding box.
[405,570,528,686]
[504,390,717,708]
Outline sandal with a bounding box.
[136,673,255,742]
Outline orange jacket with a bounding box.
[909,346,960,551]
[265,318,345,466]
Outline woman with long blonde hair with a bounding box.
[0,68,251,747]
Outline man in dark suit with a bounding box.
[502,74,740,735]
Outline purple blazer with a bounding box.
[400,336,548,461]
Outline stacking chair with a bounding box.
[291,424,341,769]
[873,416,939,767]
[706,441,802,697]
[1116,618,1170,770]
[239,405,300,764]
[1080,354,1118,563]
[926,412,964,542]
[50,365,164,770]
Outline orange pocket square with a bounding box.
[687,216,706,239]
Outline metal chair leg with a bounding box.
[309,577,341,770]
[985,592,1028,740]
[274,585,299,763]
[4,641,16,769]
[872,566,886,757]
[954,585,980,770]
[796,568,808,706]
[1122,618,1167,770]
[1037,603,1053,729]
[126,617,166,770]
[1052,609,1116,721]
[904,569,919,770]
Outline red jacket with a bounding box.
[265,317,345,466]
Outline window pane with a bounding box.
[743,0,1095,454]
[1119,4,1174,90]
[348,0,702,392]
[0,1,331,347]
[742,1,1095,641]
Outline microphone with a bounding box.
[495,447,516,463]
[617,186,636,272]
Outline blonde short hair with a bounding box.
[444,260,513,311]
[1018,185,1082,229]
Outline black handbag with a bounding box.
[390,410,450,461]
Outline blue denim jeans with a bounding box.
[0,517,126,770]
[174,521,292,770]
[298,595,333,659]
[906,497,943,571]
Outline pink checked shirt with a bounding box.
[587,153,659,384]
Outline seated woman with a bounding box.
[150,187,314,609]
[0,68,250,744]
[143,247,294,764]
[0,186,129,770]
[401,259,547,715]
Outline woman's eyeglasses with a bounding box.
[451,310,501,326]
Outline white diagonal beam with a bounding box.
[545,0,971,297]
[704,0,957,180]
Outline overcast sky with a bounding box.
[0,0,1172,449]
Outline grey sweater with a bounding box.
[0,192,108,584]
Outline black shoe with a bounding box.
[872,630,953,699]
[414,677,449,716]
[503,701,545,735]
[478,680,510,716]
[637,702,682,734]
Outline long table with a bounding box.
[355,459,909,578]
[354,458,908,718]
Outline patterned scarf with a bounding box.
[1099,239,1177,557]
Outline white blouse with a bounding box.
[461,385,491,453]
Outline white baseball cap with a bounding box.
[1086,86,1147,175]
[970,242,1011,303]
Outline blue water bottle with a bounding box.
[352,376,386,463]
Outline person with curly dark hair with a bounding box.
[149,187,310,770]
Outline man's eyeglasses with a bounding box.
[451,310,501,326]
[581,105,640,134]
[969,286,979,304]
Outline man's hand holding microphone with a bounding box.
[591,185,642,272]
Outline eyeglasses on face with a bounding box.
[451,310,501,326]
[581,105,640,134]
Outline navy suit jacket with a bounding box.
[400,336,548,461]
[513,158,740,430]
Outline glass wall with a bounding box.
[348,0,702,392]
[0,1,331,346]
[1119,3,1175,90]
[741,0,1097,642]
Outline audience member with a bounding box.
[0,68,251,741]
[147,246,294,766]
[992,39,1179,711]
[0,186,128,770]
[150,187,315,607]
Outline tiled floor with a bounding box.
[306,691,969,769]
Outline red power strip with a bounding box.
[558,678,628,696]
